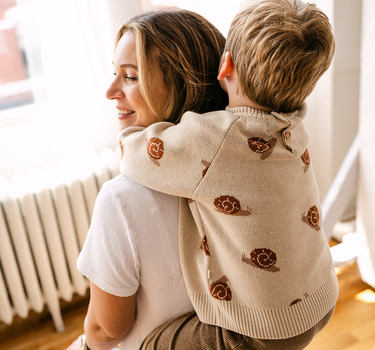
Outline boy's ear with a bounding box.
[218,52,235,80]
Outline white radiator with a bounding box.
[0,148,120,332]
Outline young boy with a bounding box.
[118,0,338,344]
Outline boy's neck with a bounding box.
[226,84,272,112]
[227,94,272,112]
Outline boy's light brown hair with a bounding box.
[226,0,335,112]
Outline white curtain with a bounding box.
[357,0,375,289]
[34,0,118,161]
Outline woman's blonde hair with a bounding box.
[226,0,335,112]
[116,9,228,123]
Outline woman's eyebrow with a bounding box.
[112,62,138,70]
[120,63,137,69]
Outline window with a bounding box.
[0,0,116,180]
[0,0,46,112]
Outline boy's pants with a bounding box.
[139,307,334,350]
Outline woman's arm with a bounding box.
[84,282,137,350]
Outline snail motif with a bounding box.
[210,276,232,301]
[248,137,272,153]
[301,149,310,173]
[202,236,210,256]
[250,248,277,268]
[242,250,280,272]
[214,195,241,215]
[302,205,320,231]
[147,137,164,166]
[247,136,277,160]
[307,205,319,226]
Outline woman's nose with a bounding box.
[106,79,124,100]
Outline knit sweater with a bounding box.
[118,104,339,339]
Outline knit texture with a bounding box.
[118,104,339,339]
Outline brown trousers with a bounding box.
[140,308,334,350]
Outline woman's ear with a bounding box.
[217,52,235,81]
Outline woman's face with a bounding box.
[106,31,166,130]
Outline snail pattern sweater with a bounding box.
[118,104,339,340]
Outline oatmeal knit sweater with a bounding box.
[118,104,339,339]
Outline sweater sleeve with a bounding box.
[118,111,232,198]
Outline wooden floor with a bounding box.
[1,258,375,349]
[0,293,89,350]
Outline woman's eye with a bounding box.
[125,76,138,82]
[111,72,137,82]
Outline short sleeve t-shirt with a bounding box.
[77,175,193,350]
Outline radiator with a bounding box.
[0,148,120,332]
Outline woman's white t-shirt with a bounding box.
[77,175,193,350]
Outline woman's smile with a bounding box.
[117,108,135,116]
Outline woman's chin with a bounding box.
[118,118,135,131]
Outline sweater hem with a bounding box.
[189,270,338,339]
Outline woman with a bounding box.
[67,8,227,350]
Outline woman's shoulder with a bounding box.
[101,174,179,214]
[103,174,149,195]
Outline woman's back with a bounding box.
[78,175,193,349]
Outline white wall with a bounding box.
[150,0,241,37]
[105,0,152,39]
[356,0,375,289]
[306,0,361,219]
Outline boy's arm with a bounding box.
[118,111,225,198]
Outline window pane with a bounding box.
[0,0,46,111]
